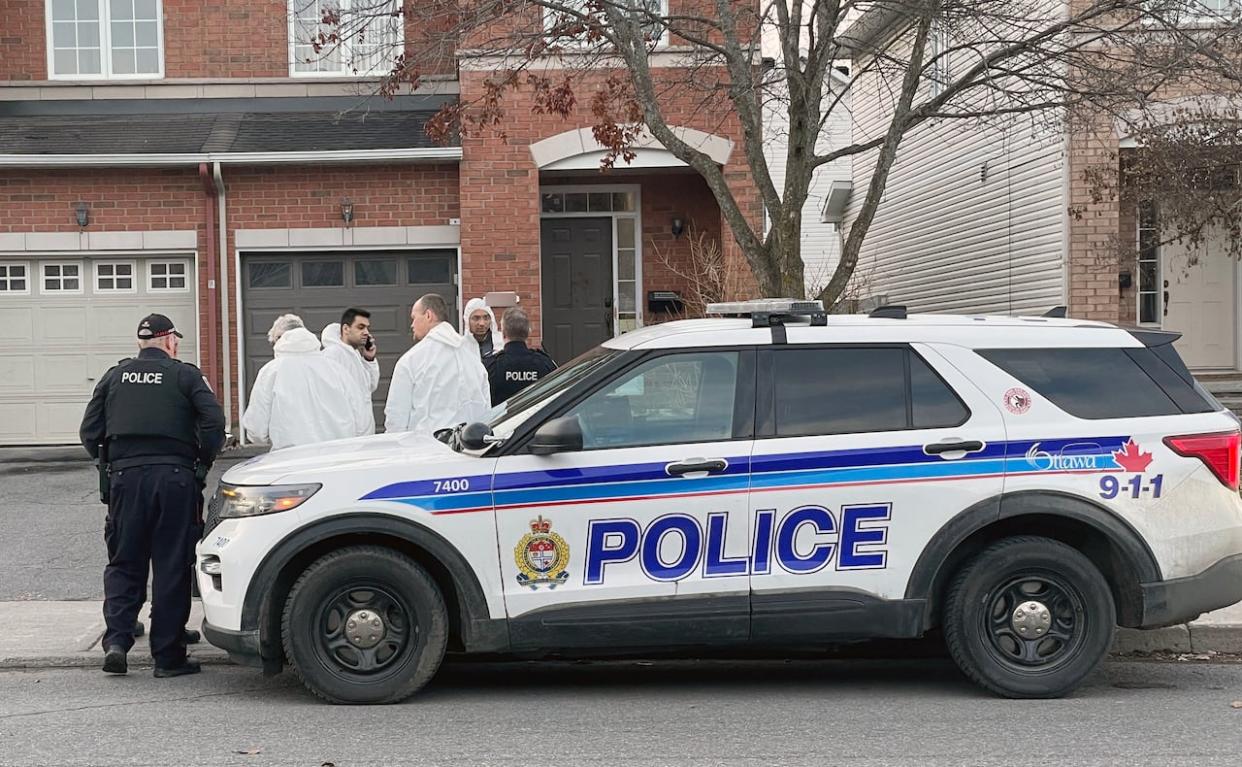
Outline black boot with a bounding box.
[153,657,201,678]
[184,628,201,644]
[102,645,127,675]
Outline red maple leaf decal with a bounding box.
[1112,439,1154,473]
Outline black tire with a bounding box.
[281,545,448,704]
[943,536,1115,699]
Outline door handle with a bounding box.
[666,458,728,476]
[924,440,985,456]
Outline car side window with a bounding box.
[566,351,740,450]
[772,347,968,437]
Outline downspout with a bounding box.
[198,163,220,396]
[212,161,234,432]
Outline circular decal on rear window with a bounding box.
[1003,387,1032,415]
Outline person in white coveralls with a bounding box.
[320,307,380,436]
[384,293,491,436]
[242,314,366,450]
[462,297,499,358]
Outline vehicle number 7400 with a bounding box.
[433,478,470,493]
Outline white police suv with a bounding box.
[198,300,1242,703]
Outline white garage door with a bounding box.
[0,256,197,445]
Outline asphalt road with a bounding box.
[1,659,1241,766]
[0,448,247,601]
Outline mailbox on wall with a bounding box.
[647,290,684,314]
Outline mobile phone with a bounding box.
[364,336,374,351]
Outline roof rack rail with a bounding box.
[1043,305,1068,318]
[705,299,828,329]
[869,305,907,319]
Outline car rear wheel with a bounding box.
[944,536,1115,698]
[281,545,448,704]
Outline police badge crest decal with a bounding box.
[514,515,570,590]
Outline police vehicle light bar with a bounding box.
[706,299,824,316]
[706,299,828,337]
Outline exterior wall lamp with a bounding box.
[74,201,90,228]
[671,217,685,238]
[340,197,354,224]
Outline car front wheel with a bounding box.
[944,536,1116,698]
[281,545,448,704]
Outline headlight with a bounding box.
[218,483,321,519]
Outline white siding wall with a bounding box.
[763,75,852,297]
[842,31,1068,315]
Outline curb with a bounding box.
[1113,623,1242,656]
[0,649,231,671]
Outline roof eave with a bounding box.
[838,5,912,57]
[0,146,462,168]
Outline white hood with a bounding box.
[223,431,455,486]
[462,298,498,337]
[426,321,468,348]
[320,322,347,350]
[274,327,321,356]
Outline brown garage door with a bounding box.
[240,250,458,431]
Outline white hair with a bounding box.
[267,313,305,344]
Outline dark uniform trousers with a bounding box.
[103,464,201,666]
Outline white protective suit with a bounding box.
[462,297,499,358]
[321,322,381,436]
[242,328,364,450]
[384,321,491,435]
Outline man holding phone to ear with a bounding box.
[320,307,379,436]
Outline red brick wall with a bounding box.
[458,67,762,343]
[164,0,288,79]
[0,1,48,81]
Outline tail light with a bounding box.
[1164,431,1241,491]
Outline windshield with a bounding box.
[487,346,620,437]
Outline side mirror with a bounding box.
[459,422,493,451]
[529,415,584,455]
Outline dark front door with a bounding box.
[541,217,613,364]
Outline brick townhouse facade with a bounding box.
[0,0,761,445]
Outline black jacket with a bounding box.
[483,341,558,406]
[80,348,226,468]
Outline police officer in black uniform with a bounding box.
[80,314,225,677]
[483,306,557,406]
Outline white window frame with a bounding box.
[287,0,405,78]
[94,260,138,294]
[1137,202,1163,326]
[0,262,32,296]
[40,261,85,295]
[45,0,166,81]
[1142,0,1242,26]
[147,259,191,293]
[543,0,670,50]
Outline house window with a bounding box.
[42,263,83,294]
[0,264,30,294]
[47,0,164,79]
[1146,0,1242,23]
[1138,202,1161,324]
[95,261,136,292]
[927,20,951,98]
[289,0,403,76]
[544,0,668,47]
[149,260,189,292]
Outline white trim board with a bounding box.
[0,230,197,254]
[234,225,461,250]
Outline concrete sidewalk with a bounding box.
[1,599,1240,669]
[0,600,228,669]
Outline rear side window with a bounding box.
[978,348,1209,419]
[771,347,969,437]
